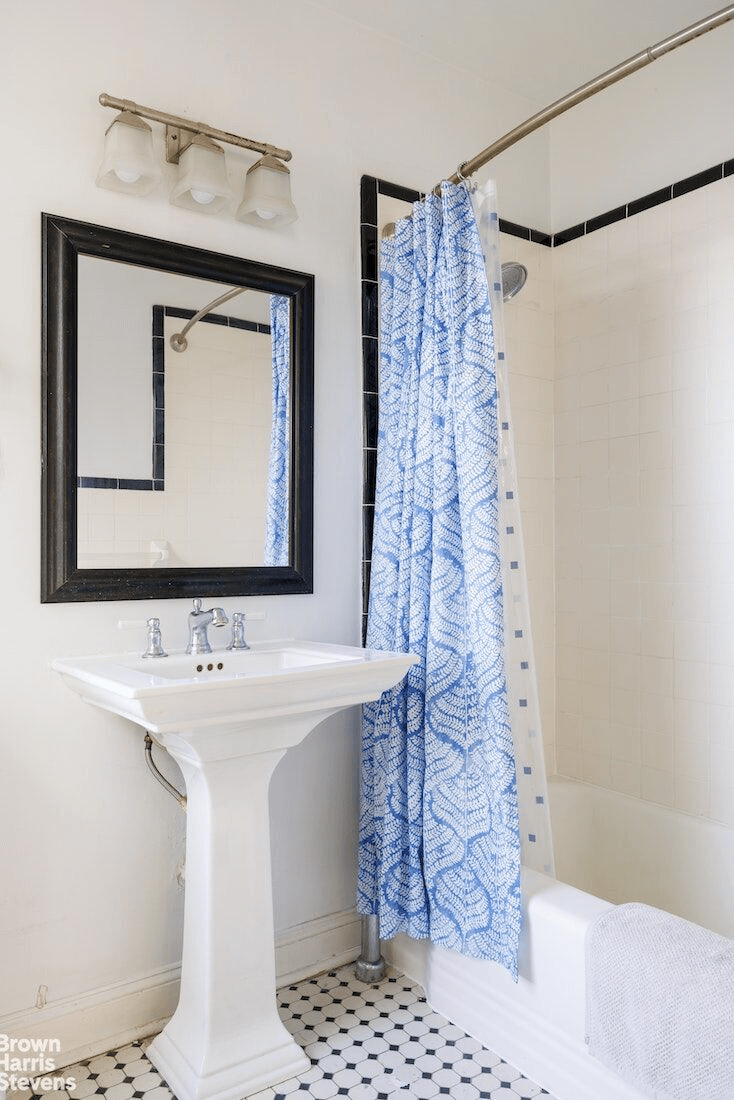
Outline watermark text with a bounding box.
[0,1035,76,1092]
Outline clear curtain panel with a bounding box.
[472,180,555,876]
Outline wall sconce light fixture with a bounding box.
[96,93,297,227]
[96,111,160,195]
[236,155,296,228]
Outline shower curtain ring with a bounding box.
[456,162,477,191]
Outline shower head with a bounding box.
[501,262,527,302]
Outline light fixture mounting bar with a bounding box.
[98,93,293,163]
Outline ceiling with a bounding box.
[312,0,730,111]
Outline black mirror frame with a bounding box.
[41,213,314,603]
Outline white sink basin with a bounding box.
[52,638,415,733]
[53,638,415,1100]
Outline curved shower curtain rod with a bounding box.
[437,3,734,193]
[169,285,247,352]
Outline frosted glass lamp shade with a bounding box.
[169,135,233,214]
[96,111,160,196]
[236,155,297,228]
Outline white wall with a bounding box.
[0,0,543,1056]
[548,18,734,232]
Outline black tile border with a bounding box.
[551,159,732,246]
[360,177,423,641]
[78,304,271,492]
[360,159,732,635]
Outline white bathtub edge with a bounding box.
[384,869,653,1100]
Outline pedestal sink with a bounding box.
[53,639,416,1100]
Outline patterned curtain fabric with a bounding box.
[358,182,521,979]
[264,294,290,566]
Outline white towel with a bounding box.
[586,902,734,1100]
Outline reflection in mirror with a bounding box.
[42,214,313,602]
[76,259,287,569]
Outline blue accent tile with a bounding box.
[506,526,514,534]
[521,661,529,669]
[523,766,532,775]
[514,630,523,638]
[519,698,528,707]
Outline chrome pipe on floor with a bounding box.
[355,914,386,983]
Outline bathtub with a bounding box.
[385,777,734,1100]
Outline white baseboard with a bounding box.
[0,965,181,1071]
[0,909,361,1071]
[275,908,361,988]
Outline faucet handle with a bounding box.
[227,612,250,651]
[142,617,168,658]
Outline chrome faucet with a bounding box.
[186,598,228,655]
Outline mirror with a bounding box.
[42,213,314,602]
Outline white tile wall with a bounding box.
[78,325,272,568]
[553,175,734,829]
[502,236,556,776]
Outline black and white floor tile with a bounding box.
[13,965,555,1100]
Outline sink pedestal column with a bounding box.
[147,716,319,1100]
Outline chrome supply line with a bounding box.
[438,4,734,192]
[170,286,247,352]
[98,92,293,164]
[144,733,187,810]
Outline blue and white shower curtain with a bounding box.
[358,182,521,978]
[264,293,290,566]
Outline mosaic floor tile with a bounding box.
[11,964,555,1100]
